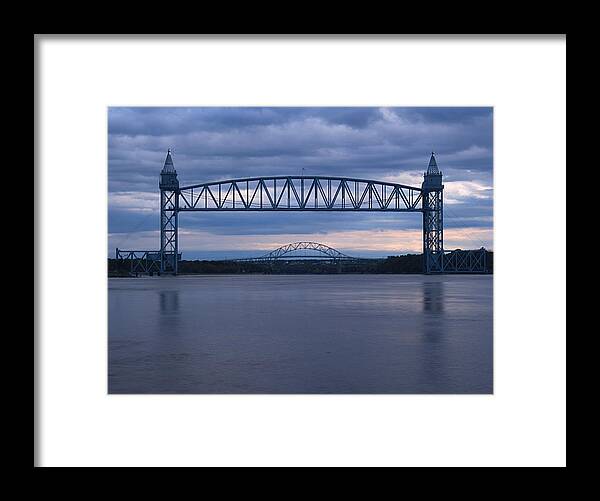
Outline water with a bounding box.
[108,275,493,394]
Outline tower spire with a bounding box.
[427,151,439,175]
[162,149,175,173]
[159,149,179,190]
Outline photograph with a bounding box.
[36,35,565,467]
[107,106,494,394]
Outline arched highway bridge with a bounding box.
[235,241,369,262]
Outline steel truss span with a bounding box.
[178,176,423,212]
[115,249,161,275]
[237,241,356,262]
[443,248,487,273]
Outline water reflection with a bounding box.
[422,280,444,314]
[160,290,179,313]
[419,280,448,390]
[158,290,182,334]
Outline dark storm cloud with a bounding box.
[108,107,493,252]
[108,107,383,137]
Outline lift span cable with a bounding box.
[111,208,158,252]
[443,204,490,250]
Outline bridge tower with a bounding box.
[422,152,444,273]
[159,149,179,274]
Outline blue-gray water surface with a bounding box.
[108,275,493,394]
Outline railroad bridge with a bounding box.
[116,150,487,274]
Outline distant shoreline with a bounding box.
[108,252,493,277]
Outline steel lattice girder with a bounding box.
[442,249,487,273]
[160,188,178,273]
[115,249,161,274]
[422,188,444,273]
[177,176,423,211]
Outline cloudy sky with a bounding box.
[108,107,493,259]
